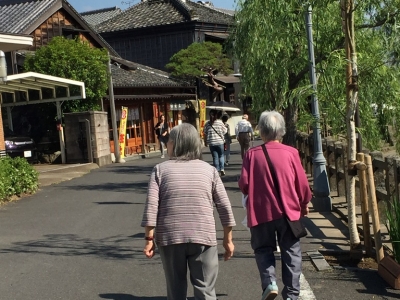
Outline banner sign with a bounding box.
[118,106,128,158]
[199,99,206,138]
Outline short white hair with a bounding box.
[169,123,202,160]
[258,111,286,141]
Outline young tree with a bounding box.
[24,36,109,112]
[166,41,233,100]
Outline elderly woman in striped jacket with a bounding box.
[142,123,236,300]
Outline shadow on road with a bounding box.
[100,294,165,300]
[61,181,149,194]
[99,294,228,300]
[0,234,157,262]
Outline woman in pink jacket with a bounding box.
[238,111,312,300]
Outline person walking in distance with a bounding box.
[154,115,169,158]
[222,115,232,166]
[235,114,254,159]
[238,111,311,300]
[203,110,227,176]
[142,123,235,300]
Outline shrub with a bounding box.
[0,157,38,202]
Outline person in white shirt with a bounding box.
[235,114,254,159]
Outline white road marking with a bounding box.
[299,273,317,299]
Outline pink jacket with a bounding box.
[238,142,312,228]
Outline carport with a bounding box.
[0,72,86,163]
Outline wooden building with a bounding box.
[107,56,197,156]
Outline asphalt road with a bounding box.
[0,142,400,299]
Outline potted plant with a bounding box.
[378,198,400,289]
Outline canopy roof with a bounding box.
[0,72,86,107]
[0,32,33,52]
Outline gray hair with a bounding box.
[169,123,202,160]
[258,111,286,141]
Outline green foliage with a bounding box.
[166,42,233,79]
[24,36,109,113]
[386,199,400,263]
[230,0,400,150]
[0,157,38,202]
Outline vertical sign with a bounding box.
[199,99,206,138]
[119,106,128,158]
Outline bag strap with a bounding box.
[210,124,225,142]
[261,144,285,212]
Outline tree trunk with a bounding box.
[341,0,361,251]
[283,103,298,147]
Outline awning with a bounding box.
[204,32,229,40]
[213,75,241,84]
[0,32,33,52]
[0,72,86,107]
[104,93,196,101]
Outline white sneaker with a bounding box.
[161,155,165,158]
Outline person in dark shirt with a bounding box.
[154,115,169,158]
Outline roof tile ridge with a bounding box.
[172,0,195,21]
[94,0,147,30]
[80,6,121,16]
[190,1,234,17]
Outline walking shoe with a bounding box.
[220,170,225,176]
[160,155,165,158]
[224,162,229,166]
[261,281,278,300]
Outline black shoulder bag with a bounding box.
[261,144,307,239]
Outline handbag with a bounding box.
[261,144,307,239]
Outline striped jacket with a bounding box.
[203,120,227,146]
[141,159,236,247]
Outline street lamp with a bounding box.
[0,51,7,83]
[305,6,332,211]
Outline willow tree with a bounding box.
[231,0,400,251]
[231,0,400,148]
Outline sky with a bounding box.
[68,0,237,13]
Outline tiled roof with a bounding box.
[211,7,234,16]
[81,6,122,26]
[0,0,58,33]
[188,1,233,23]
[110,57,191,87]
[0,0,120,56]
[96,0,233,33]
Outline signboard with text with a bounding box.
[118,107,128,158]
[199,99,206,138]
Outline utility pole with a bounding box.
[305,6,331,211]
[107,55,123,163]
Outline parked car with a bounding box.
[4,129,38,162]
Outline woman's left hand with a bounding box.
[143,241,156,258]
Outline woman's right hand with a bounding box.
[143,241,155,258]
[223,239,234,261]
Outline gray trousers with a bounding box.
[238,132,251,159]
[250,218,302,300]
[158,243,219,300]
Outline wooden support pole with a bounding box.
[357,152,372,256]
[365,154,384,263]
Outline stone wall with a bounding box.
[64,111,111,166]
